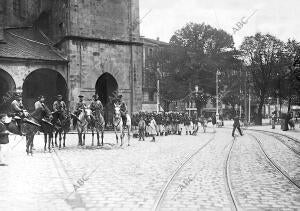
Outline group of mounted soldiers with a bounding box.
[6,93,129,136]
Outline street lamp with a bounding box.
[216,69,221,120]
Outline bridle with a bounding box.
[113,103,122,127]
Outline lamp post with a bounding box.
[216,69,221,120]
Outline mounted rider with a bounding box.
[117,95,128,127]
[89,94,103,117]
[10,93,27,134]
[74,95,87,115]
[53,94,67,120]
[72,95,86,128]
[34,95,52,122]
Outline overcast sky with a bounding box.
[139,0,300,48]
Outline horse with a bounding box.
[113,103,131,146]
[87,108,105,146]
[75,108,90,146]
[5,109,43,155]
[53,110,71,149]
[35,105,57,153]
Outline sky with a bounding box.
[139,0,300,48]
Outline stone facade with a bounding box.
[0,0,143,117]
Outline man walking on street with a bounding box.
[212,113,217,133]
[232,115,243,137]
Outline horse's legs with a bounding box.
[44,133,47,152]
[48,134,52,152]
[115,128,118,145]
[59,132,62,149]
[78,133,82,146]
[91,128,94,146]
[83,132,86,146]
[97,131,100,146]
[127,127,130,146]
[120,129,124,147]
[29,134,34,155]
[55,131,58,147]
[63,131,66,147]
[26,135,30,155]
[101,129,104,146]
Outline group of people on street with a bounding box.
[131,111,221,141]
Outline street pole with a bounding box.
[248,90,251,123]
[216,70,220,120]
[157,79,160,113]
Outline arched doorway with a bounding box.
[95,73,118,127]
[0,69,16,113]
[22,69,68,111]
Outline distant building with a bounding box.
[0,0,142,125]
[140,37,169,112]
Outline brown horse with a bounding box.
[5,109,43,155]
[53,110,71,149]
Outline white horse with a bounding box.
[113,103,131,146]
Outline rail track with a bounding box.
[224,138,240,211]
[153,134,240,211]
[249,133,300,191]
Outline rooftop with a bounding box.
[0,27,67,62]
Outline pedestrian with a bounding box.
[138,115,146,141]
[271,112,276,129]
[232,115,243,137]
[149,115,157,142]
[212,113,217,133]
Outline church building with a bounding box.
[0,0,143,125]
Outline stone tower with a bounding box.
[0,0,143,123]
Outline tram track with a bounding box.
[248,130,300,157]
[153,133,240,211]
[152,134,215,211]
[249,133,300,191]
[224,138,240,211]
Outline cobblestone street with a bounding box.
[0,127,300,210]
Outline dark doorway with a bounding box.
[23,69,68,111]
[0,69,16,113]
[95,73,118,127]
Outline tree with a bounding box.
[240,33,287,124]
[168,22,235,112]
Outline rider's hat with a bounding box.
[57,94,62,98]
[92,94,98,98]
[78,95,84,98]
[118,95,123,99]
[38,95,45,99]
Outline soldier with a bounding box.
[117,95,128,127]
[53,94,67,120]
[34,95,46,111]
[10,93,25,135]
[53,94,67,112]
[74,95,86,115]
[11,93,24,117]
[35,95,52,122]
[90,94,103,116]
[73,95,86,129]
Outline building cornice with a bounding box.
[54,35,144,47]
[0,56,68,64]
